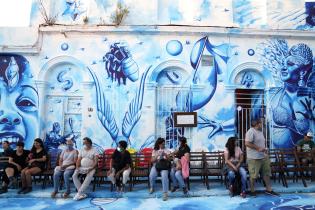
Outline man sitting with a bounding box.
[297,132,315,176]
[0,141,29,194]
[72,137,98,200]
[107,140,132,192]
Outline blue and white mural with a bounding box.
[260,39,314,149]
[0,54,39,149]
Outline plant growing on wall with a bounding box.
[110,2,129,26]
[38,0,57,26]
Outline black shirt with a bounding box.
[111,150,132,171]
[10,150,30,169]
[30,149,47,170]
[177,145,190,159]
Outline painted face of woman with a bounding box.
[0,54,39,149]
[280,55,303,84]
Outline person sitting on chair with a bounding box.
[72,137,98,201]
[149,137,171,201]
[224,136,247,198]
[107,140,132,192]
[51,138,78,198]
[296,131,315,175]
[0,141,29,194]
[18,138,47,194]
[170,136,190,194]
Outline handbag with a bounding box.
[155,159,171,171]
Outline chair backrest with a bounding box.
[102,148,116,170]
[136,148,153,168]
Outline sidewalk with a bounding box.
[0,179,314,210]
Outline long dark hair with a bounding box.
[31,138,45,153]
[225,137,237,159]
[154,137,165,150]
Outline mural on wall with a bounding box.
[88,64,149,147]
[0,54,39,149]
[190,37,235,141]
[260,39,315,149]
[306,1,315,27]
[159,36,235,149]
[103,42,139,85]
[62,0,87,21]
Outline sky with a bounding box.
[0,0,32,27]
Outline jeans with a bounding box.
[170,167,185,188]
[53,166,74,194]
[149,165,169,193]
[72,168,95,194]
[227,166,247,192]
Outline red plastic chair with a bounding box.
[137,148,153,167]
[103,148,116,170]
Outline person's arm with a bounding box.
[184,152,190,162]
[29,151,47,164]
[59,152,64,168]
[245,141,266,152]
[76,156,82,168]
[235,153,244,170]
[8,156,22,170]
[151,151,158,163]
[224,151,237,171]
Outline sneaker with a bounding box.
[171,186,179,192]
[77,193,87,200]
[240,191,246,198]
[265,190,280,196]
[183,187,188,195]
[162,192,168,201]
[51,191,57,198]
[149,188,154,194]
[249,191,257,197]
[0,187,8,194]
[73,193,81,201]
[62,192,70,199]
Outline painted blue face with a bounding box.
[281,55,303,85]
[0,54,39,149]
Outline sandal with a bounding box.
[63,192,70,198]
[51,191,57,198]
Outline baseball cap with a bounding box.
[307,131,313,138]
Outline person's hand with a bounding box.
[60,165,66,170]
[107,170,112,176]
[29,159,35,164]
[16,165,21,171]
[257,147,266,152]
[115,171,122,179]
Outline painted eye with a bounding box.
[16,98,37,112]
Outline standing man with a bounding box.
[245,118,279,196]
[72,137,98,200]
[107,140,132,192]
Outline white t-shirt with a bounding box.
[78,147,99,171]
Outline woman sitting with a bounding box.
[149,137,171,201]
[224,136,247,198]
[170,136,190,194]
[18,138,47,194]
